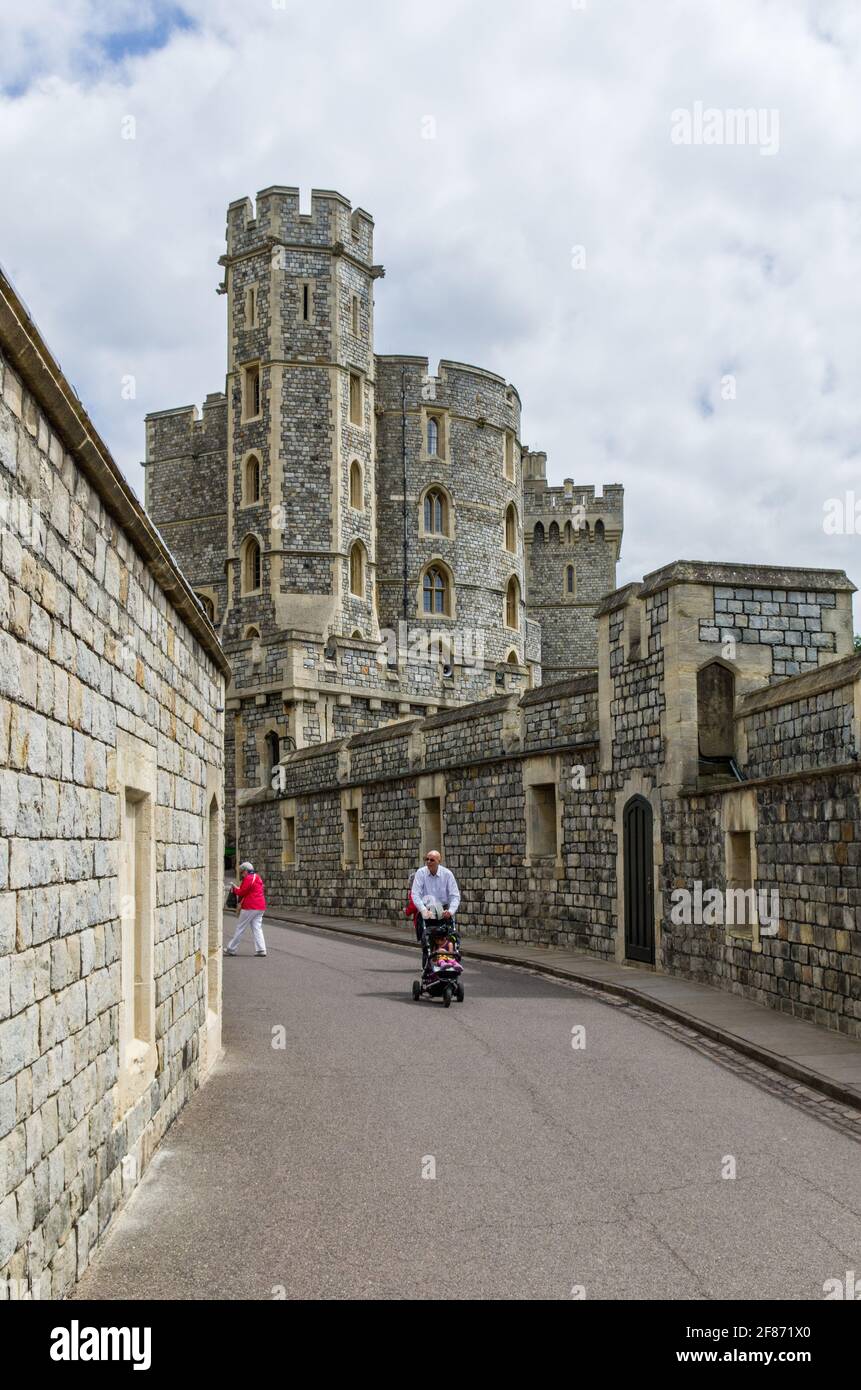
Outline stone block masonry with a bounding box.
[143,185,626,860]
[239,561,861,1039]
[0,268,227,1297]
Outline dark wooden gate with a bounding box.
[623,796,655,964]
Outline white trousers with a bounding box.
[227,910,266,954]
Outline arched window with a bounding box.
[697,662,736,765]
[244,625,260,640]
[595,518,605,540]
[549,521,559,545]
[506,649,518,666]
[349,460,363,509]
[427,416,440,457]
[195,592,215,622]
[566,565,574,595]
[245,454,261,504]
[265,731,280,777]
[423,487,448,535]
[241,537,262,594]
[564,520,572,544]
[422,565,450,616]
[349,542,365,597]
[504,503,517,552]
[505,576,520,630]
[533,522,545,545]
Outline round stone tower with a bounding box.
[374,356,532,694]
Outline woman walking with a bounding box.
[224,862,267,957]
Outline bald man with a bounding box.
[410,851,461,967]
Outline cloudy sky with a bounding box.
[2,0,860,606]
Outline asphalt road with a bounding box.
[74,918,861,1301]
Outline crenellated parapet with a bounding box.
[224,186,377,270]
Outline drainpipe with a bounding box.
[402,365,408,622]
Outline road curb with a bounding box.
[265,910,861,1115]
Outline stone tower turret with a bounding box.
[220,186,383,647]
[524,453,623,678]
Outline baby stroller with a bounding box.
[412,921,464,1008]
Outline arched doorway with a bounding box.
[623,795,655,963]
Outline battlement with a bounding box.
[525,481,624,520]
[144,393,227,463]
[226,186,374,265]
[375,354,521,429]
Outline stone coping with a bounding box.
[593,581,642,617]
[519,673,598,705]
[737,651,861,716]
[346,718,421,748]
[639,559,855,598]
[679,759,861,798]
[0,264,231,679]
[275,677,601,768]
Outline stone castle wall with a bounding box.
[143,396,228,626]
[143,187,626,853]
[238,565,860,1038]
[524,475,623,677]
[0,298,226,1299]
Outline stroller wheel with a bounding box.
[455,982,464,1003]
[442,985,453,1009]
[412,981,421,1000]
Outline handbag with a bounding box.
[225,887,238,909]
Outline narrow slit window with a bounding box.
[283,814,296,867]
[349,373,362,426]
[528,783,558,860]
[504,432,515,480]
[427,416,440,457]
[345,807,360,865]
[505,576,520,630]
[349,542,364,597]
[244,363,261,420]
[350,460,363,509]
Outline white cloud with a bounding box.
[2,0,861,614]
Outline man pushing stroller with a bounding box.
[408,850,461,967]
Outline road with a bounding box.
[74,918,861,1300]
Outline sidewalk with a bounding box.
[266,905,861,1113]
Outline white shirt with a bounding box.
[411,864,461,917]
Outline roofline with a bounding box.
[0,264,231,679]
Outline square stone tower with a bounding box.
[524,450,623,678]
[221,186,382,647]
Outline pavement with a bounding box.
[265,905,861,1114]
[72,913,861,1301]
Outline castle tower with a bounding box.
[220,187,383,649]
[524,452,624,678]
[143,392,228,625]
[375,357,535,695]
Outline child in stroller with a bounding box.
[412,919,464,1007]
